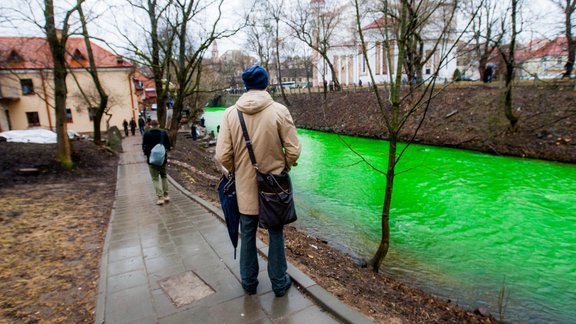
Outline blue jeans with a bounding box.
[240,214,289,295]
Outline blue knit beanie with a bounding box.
[242,66,269,90]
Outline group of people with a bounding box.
[123,116,148,137]
[141,65,302,298]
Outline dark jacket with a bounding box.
[142,128,171,166]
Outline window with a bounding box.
[26,112,40,127]
[425,68,431,75]
[375,42,381,75]
[66,109,73,123]
[72,49,85,61]
[8,50,23,63]
[20,79,34,95]
[382,43,387,74]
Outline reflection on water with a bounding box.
[205,108,576,323]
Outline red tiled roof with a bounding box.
[363,16,397,30]
[518,36,574,60]
[0,37,133,70]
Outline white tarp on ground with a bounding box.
[0,129,80,144]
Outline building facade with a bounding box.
[517,36,575,79]
[0,37,138,133]
[313,4,458,87]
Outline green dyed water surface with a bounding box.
[204,108,576,323]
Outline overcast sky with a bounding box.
[0,0,250,56]
[0,0,568,57]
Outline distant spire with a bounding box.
[211,41,219,63]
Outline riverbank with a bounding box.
[168,134,493,323]
[283,83,575,163]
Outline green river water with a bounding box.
[204,107,576,323]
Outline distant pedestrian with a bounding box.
[484,64,495,83]
[191,124,198,141]
[217,125,220,133]
[215,65,301,297]
[142,120,172,205]
[122,119,129,137]
[200,117,206,127]
[358,79,362,87]
[129,118,137,136]
[138,116,145,135]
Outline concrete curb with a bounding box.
[168,175,374,324]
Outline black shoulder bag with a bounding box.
[237,109,297,229]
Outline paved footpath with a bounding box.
[95,135,373,324]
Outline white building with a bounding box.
[313,4,458,87]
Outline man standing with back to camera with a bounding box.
[215,66,301,297]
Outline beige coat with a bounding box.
[215,90,302,215]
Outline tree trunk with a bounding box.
[45,0,73,168]
[78,0,108,145]
[275,18,291,107]
[368,138,395,272]
[324,58,340,90]
[503,61,518,128]
[562,1,575,78]
[501,0,519,129]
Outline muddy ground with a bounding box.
[0,140,118,323]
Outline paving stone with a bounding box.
[158,270,215,308]
[107,270,148,293]
[108,256,145,276]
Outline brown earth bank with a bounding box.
[282,83,575,163]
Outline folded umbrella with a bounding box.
[217,174,240,259]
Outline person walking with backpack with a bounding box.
[142,120,172,205]
[215,66,301,297]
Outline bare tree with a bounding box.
[76,0,110,145]
[464,0,503,81]
[258,0,291,106]
[551,0,575,78]
[383,0,459,86]
[497,0,522,129]
[245,7,275,72]
[285,0,346,92]
[122,0,175,128]
[44,0,81,168]
[166,0,239,146]
[353,0,472,271]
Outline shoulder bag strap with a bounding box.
[236,109,258,169]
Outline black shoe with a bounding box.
[274,277,292,297]
[244,289,257,295]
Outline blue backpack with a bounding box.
[149,131,166,166]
